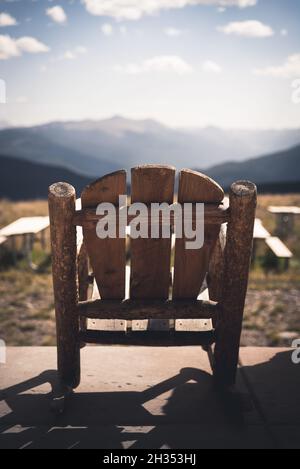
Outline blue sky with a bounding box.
[0,0,299,128]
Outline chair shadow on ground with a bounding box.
[0,350,299,449]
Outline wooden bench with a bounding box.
[49,166,256,397]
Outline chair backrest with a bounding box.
[81,165,225,301]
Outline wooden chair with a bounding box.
[48,166,257,399]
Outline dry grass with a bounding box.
[0,199,49,226]
[0,194,300,347]
[0,199,55,345]
[0,269,55,345]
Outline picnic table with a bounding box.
[254,218,272,240]
[0,216,50,265]
[268,206,300,238]
[265,236,293,259]
[253,218,292,269]
[0,235,7,246]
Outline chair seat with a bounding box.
[82,265,215,337]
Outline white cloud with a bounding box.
[16,37,50,54]
[0,13,17,27]
[115,55,193,75]
[58,46,88,61]
[218,20,274,37]
[0,35,18,59]
[83,0,257,21]
[164,27,183,37]
[64,50,76,60]
[46,6,67,24]
[101,23,114,36]
[0,35,49,60]
[253,54,300,79]
[202,60,222,73]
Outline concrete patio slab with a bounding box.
[0,347,298,449]
[239,347,300,425]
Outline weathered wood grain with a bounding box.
[78,298,218,322]
[73,204,229,227]
[214,180,257,386]
[173,170,224,299]
[78,242,89,336]
[48,182,80,389]
[81,170,127,300]
[130,165,175,299]
[208,224,227,302]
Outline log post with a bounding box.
[214,181,257,387]
[48,182,80,389]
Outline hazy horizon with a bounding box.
[1,114,300,132]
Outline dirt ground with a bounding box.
[0,195,300,347]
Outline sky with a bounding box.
[0,0,299,129]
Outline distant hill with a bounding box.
[0,155,92,200]
[256,181,300,194]
[0,117,299,176]
[0,144,299,201]
[205,145,300,190]
[0,125,120,177]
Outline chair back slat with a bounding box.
[130,165,175,299]
[173,169,224,300]
[81,170,127,300]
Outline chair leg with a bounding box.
[51,383,74,415]
[213,330,241,388]
[49,182,81,391]
[214,181,257,387]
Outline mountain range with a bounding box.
[1,116,300,174]
[205,144,300,189]
[0,116,299,199]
